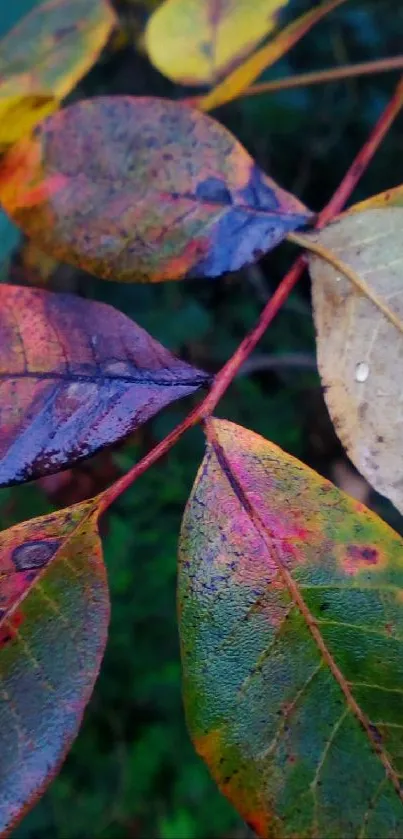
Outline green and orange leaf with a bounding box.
[0,96,311,282]
[0,498,109,836]
[0,0,116,148]
[179,418,403,838]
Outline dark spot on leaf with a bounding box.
[0,610,25,649]
[346,545,379,565]
[199,41,213,58]
[0,631,12,649]
[195,177,233,206]
[12,540,60,572]
[368,723,383,745]
[54,25,76,40]
[319,602,329,612]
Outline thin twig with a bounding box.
[96,74,403,516]
[244,56,403,98]
[198,0,350,112]
[320,75,403,225]
[237,352,317,377]
[287,231,403,337]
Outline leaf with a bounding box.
[0,498,109,836]
[0,0,116,147]
[198,0,348,111]
[307,208,403,514]
[0,96,311,283]
[345,185,403,214]
[0,284,209,486]
[178,418,403,839]
[145,0,289,87]
[0,88,57,149]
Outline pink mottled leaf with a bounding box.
[0,97,312,282]
[0,284,208,485]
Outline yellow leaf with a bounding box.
[308,208,403,514]
[0,0,116,147]
[145,0,289,87]
[345,185,403,214]
[199,0,349,112]
[0,85,57,148]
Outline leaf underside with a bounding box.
[179,418,403,838]
[0,284,209,486]
[309,208,403,515]
[0,96,312,283]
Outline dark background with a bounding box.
[1,0,403,836]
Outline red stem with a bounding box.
[97,74,403,516]
[320,74,403,226]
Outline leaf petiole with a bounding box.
[287,230,403,337]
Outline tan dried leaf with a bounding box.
[308,208,403,513]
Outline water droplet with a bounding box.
[12,540,60,572]
[355,362,369,383]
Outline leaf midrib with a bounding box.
[0,370,208,388]
[39,169,309,221]
[207,423,403,804]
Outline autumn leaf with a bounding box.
[345,184,403,214]
[0,498,109,836]
[0,86,56,149]
[0,284,209,486]
[0,0,116,147]
[145,0,289,87]
[307,208,403,514]
[198,0,348,112]
[178,418,403,838]
[0,97,311,282]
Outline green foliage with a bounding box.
[0,0,402,836]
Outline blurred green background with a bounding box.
[1,0,403,836]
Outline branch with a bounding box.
[243,56,403,98]
[237,352,317,377]
[320,75,403,226]
[288,231,403,337]
[198,0,350,112]
[97,74,403,516]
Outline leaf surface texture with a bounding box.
[0,284,208,485]
[179,418,403,838]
